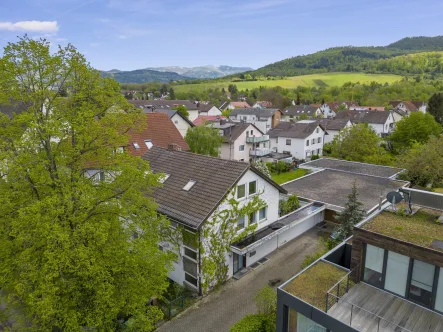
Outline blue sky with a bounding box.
[1,0,442,71]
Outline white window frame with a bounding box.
[239,145,245,151]
[248,180,257,195]
[237,184,246,199]
[258,206,267,222]
[286,139,291,146]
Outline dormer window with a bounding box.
[144,140,153,149]
[183,180,196,191]
[133,142,140,149]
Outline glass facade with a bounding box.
[363,244,384,287]
[385,251,409,297]
[288,309,327,332]
[363,243,443,311]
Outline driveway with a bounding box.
[158,227,330,332]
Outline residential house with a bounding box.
[220,101,252,111]
[335,110,396,136]
[313,118,352,144]
[144,109,194,138]
[350,106,385,111]
[142,146,329,294]
[276,188,443,332]
[252,101,273,109]
[268,121,326,160]
[229,108,282,134]
[389,100,427,115]
[125,113,189,156]
[214,121,269,162]
[281,105,322,122]
[128,99,208,121]
[193,115,227,126]
[321,101,359,118]
[196,103,222,117]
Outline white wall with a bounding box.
[220,124,267,162]
[270,125,325,159]
[229,113,272,134]
[207,106,222,116]
[188,109,199,122]
[171,113,192,137]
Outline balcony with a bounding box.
[249,148,271,157]
[246,135,269,143]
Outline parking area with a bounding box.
[157,226,331,332]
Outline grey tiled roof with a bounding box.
[334,110,390,124]
[313,119,350,131]
[282,105,318,116]
[220,123,263,142]
[283,169,408,212]
[0,101,29,118]
[129,99,197,109]
[229,108,281,118]
[142,147,286,228]
[268,122,323,139]
[302,158,403,178]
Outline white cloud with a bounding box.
[0,21,59,33]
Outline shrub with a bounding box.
[311,154,320,160]
[254,286,276,316]
[280,194,300,216]
[276,160,291,174]
[265,162,276,173]
[230,314,275,332]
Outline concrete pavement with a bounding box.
[158,227,327,332]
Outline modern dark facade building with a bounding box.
[277,188,443,331]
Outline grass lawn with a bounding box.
[173,72,402,93]
[434,188,443,194]
[363,209,443,251]
[271,169,308,185]
[284,261,347,311]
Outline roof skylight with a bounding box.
[133,142,140,149]
[183,180,196,191]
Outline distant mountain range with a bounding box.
[100,65,253,84]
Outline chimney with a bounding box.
[168,143,179,151]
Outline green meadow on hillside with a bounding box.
[173,72,402,93]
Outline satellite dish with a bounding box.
[387,191,403,204]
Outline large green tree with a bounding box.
[389,112,442,151]
[428,92,443,125]
[0,37,174,331]
[329,123,392,165]
[185,124,223,157]
[397,136,443,187]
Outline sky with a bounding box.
[0,0,443,71]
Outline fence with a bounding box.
[325,265,358,312]
[159,296,185,320]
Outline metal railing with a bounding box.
[159,296,185,320]
[249,148,271,156]
[325,265,412,332]
[246,135,269,143]
[326,294,412,332]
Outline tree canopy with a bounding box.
[397,136,443,187]
[428,92,443,125]
[0,36,174,331]
[173,104,189,117]
[334,182,365,240]
[329,123,392,165]
[185,124,223,157]
[389,112,442,151]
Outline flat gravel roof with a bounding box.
[302,158,403,178]
[283,169,408,212]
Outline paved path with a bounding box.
[158,228,327,332]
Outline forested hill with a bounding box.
[100,69,191,83]
[241,36,443,78]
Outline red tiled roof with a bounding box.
[126,113,189,156]
[231,101,251,108]
[193,115,226,126]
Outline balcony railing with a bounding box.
[250,148,271,157]
[246,135,269,143]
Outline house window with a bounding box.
[249,212,256,224]
[306,140,309,146]
[184,247,197,261]
[286,139,291,146]
[317,137,322,143]
[183,257,198,277]
[316,128,319,133]
[237,215,245,230]
[311,138,315,144]
[114,146,124,154]
[159,173,170,183]
[184,273,198,287]
[133,142,140,149]
[237,184,246,199]
[144,140,153,149]
[435,268,443,312]
[249,181,257,195]
[408,259,435,307]
[239,145,245,151]
[385,251,409,297]
[95,171,105,182]
[251,130,253,135]
[259,206,267,221]
[363,244,384,288]
[276,137,278,143]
